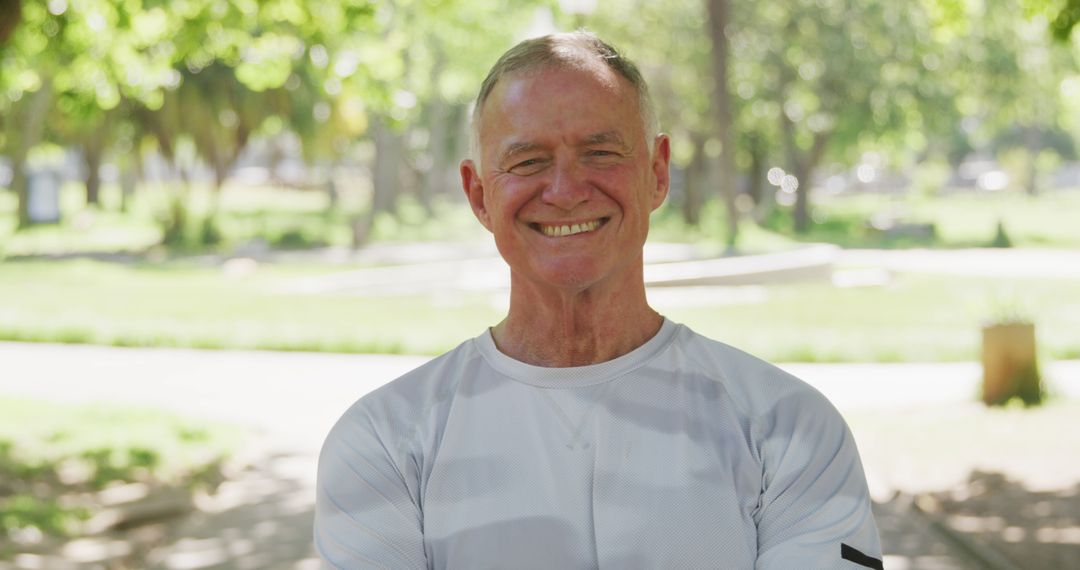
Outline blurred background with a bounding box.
[1,0,1079,568]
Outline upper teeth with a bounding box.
[540,220,602,237]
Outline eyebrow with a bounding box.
[496,131,631,165]
[498,141,545,164]
[580,131,629,149]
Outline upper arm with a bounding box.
[314,408,428,570]
[753,391,882,569]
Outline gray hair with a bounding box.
[470,31,658,163]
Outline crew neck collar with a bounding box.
[473,318,678,389]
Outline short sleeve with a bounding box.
[314,404,428,569]
[753,389,882,569]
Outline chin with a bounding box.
[529,260,610,291]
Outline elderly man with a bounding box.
[315,32,882,569]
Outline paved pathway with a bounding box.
[4,342,1079,568]
[839,248,1080,279]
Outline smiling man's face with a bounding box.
[461,64,670,293]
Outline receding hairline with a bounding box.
[470,32,658,162]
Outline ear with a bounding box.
[460,159,492,231]
[650,134,672,211]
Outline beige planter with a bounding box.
[981,322,1042,406]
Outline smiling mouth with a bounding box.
[530,217,610,237]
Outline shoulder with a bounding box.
[322,337,485,455]
[667,323,838,423]
[356,339,481,416]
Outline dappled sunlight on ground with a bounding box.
[924,471,1080,569]
[144,453,318,570]
[873,496,979,569]
[0,448,318,570]
[850,400,1080,569]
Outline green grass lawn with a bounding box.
[0,257,1076,362]
[768,189,1080,249]
[660,274,1080,362]
[652,187,1080,251]
[0,183,486,257]
[3,182,1079,259]
[0,258,505,354]
[0,396,243,544]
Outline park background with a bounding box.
[2,0,1080,568]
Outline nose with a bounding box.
[541,158,590,211]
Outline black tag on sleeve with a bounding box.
[841,543,883,570]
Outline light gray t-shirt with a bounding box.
[315,319,882,569]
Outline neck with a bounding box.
[491,265,663,367]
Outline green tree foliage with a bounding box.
[1,0,542,242]
[1021,0,1080,41]
[592,0,1078,237]
[2,0,1078,245]
[0,0,381,227]
[590,0,952,234]
[1051,0,1080,40]
[926,0,1078,194]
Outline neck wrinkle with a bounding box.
[493,264,661,367]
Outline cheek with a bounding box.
[492,182,538,218]
[608,173,652,214]
[483,193,523,235]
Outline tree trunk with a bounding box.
[211,163,227,209]
[746,135,769,223]
[353,119,403,248]
[778,108,802,232]
[790,132,829,234]
[746,135,766,206]
[13,76,53,228]
[453,103,471,195]
[119,163,136,214]
[83,136,104,206]
[1024,127,1040,197]
[324,161,339,210]
[0,0,20,45]
[682,135,706,226]
[420,49,449,215]
[421,95,450,216]
[269,136,287,187]
[982,322,1042,406]
[706,0,740,252]
[779,93,830,234]
[792,162,810,233]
